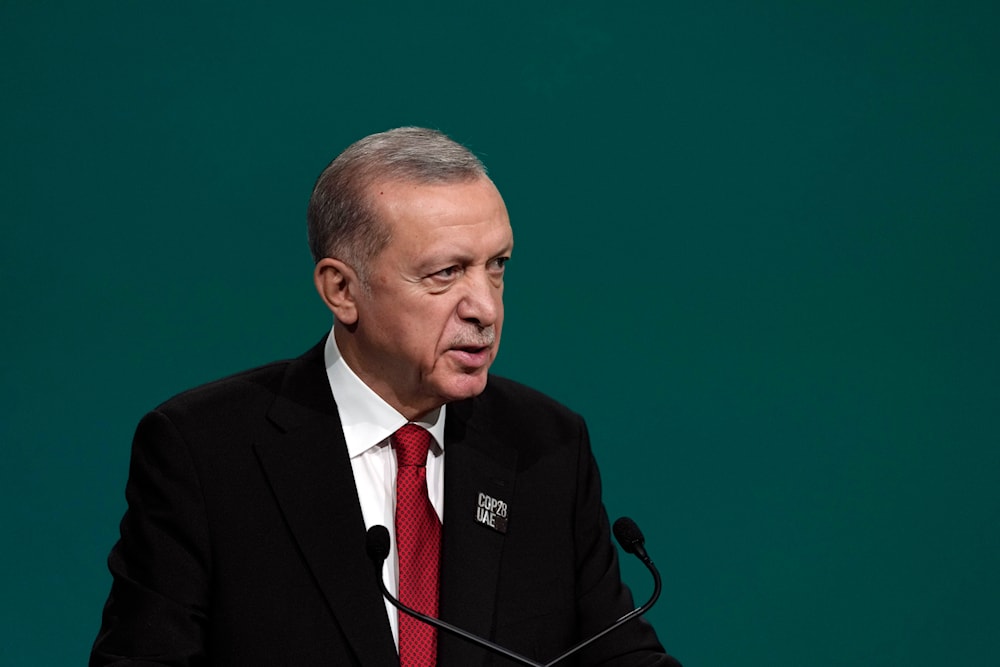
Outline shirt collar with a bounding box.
[323,327,446,458]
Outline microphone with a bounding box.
[367,523,391,562]
[613,516,651,563]
[365,516,662,667]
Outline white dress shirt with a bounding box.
[322,328,446,648]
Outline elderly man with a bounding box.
[92,127,681,666]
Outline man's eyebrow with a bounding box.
[414,252,470,274]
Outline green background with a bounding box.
[2,2,997,665]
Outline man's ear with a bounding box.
[314,258,361,325]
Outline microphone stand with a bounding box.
[372,559,544,667]
[366,518,661,667]
[542,556,660,666]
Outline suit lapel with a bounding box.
[438,396,519,666]
[253,341,398,667]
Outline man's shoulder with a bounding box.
[454,376,593,470]
[152,338,328,419]
[150,359,295,426]
[470,375,585,432]
[478,375,575,411]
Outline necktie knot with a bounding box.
[393,423,432,467]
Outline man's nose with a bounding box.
[457,270,500,326]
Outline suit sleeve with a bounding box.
[90,409,212,667]
[572,418,682,667]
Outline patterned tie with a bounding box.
[393,424,440,667]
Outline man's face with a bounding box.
[340,176,513,419]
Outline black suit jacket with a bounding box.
[92,340,680,666]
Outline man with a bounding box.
[92,127,681,666]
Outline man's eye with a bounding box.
[433,266,460,279]
[488,257,509,272]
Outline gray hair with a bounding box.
[306,127,489,283]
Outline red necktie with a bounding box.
[393,424,440,667]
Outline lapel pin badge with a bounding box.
[475,491,508,534]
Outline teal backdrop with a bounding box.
[2,2,997,665]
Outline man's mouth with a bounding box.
[448,345,492,367]
[448,327,496,367]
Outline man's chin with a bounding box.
[438,372,490,403]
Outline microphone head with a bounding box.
[366,525,391,563]
[613,517,645,555]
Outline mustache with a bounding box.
[450,326,496,349]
